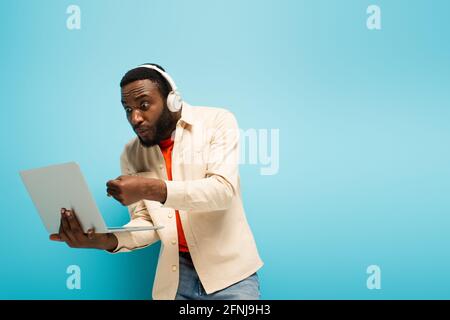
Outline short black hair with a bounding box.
[120,63,172,99]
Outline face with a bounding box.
[121,79,176,147]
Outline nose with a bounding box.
[130,109,144,127]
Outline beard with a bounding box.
[137,105,176,148]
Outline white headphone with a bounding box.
[137,64,183,112]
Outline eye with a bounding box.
[140,101,150,110]
[124,107,132,114]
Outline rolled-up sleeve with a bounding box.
[108,150,160,253]
[108,200,160,253]
[163,111,239,212]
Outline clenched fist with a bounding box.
[106,175,167,206]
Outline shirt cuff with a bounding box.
[163,180,186,210]
[105,232,132,254]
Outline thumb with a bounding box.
[50,234,62,241]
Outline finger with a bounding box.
[107,179,120,188]
[58,214,69,243]
[59,232,70,243]
[58,225,70,243]
[107,188,120,197]
[65,209,83,234]
[58,208,66,235]
[87,228,95,240]
[61,212,71,232]
[61,212,77,244]
[49,234,62,241]
[107,185,120,193]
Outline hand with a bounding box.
[50,208,118,251]
[106,175,167,206]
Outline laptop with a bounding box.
[19,162,163,234]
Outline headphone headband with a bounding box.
[138,64,178,92]
[135,64,182,112]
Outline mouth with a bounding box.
[135,126,150,135]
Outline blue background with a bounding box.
[1,0,449,299]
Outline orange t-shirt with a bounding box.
[158,137,189,253]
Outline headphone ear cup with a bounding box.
[166,93,175,112]
[167,91,182,112]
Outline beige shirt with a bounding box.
[110,102,263,300]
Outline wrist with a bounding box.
[157,179,168,203]
[142,178,167,203]
[103,233,118,251]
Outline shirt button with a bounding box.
[172,265,177,272]
[168,213,173,218]
[171,240,176,245]
[159,164,163,170]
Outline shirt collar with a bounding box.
[178,102,194,126]
[158,135,174,148]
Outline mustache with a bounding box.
[134,124,151,131]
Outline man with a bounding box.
[50,63,263,300]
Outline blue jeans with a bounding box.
[175,251,261,300]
